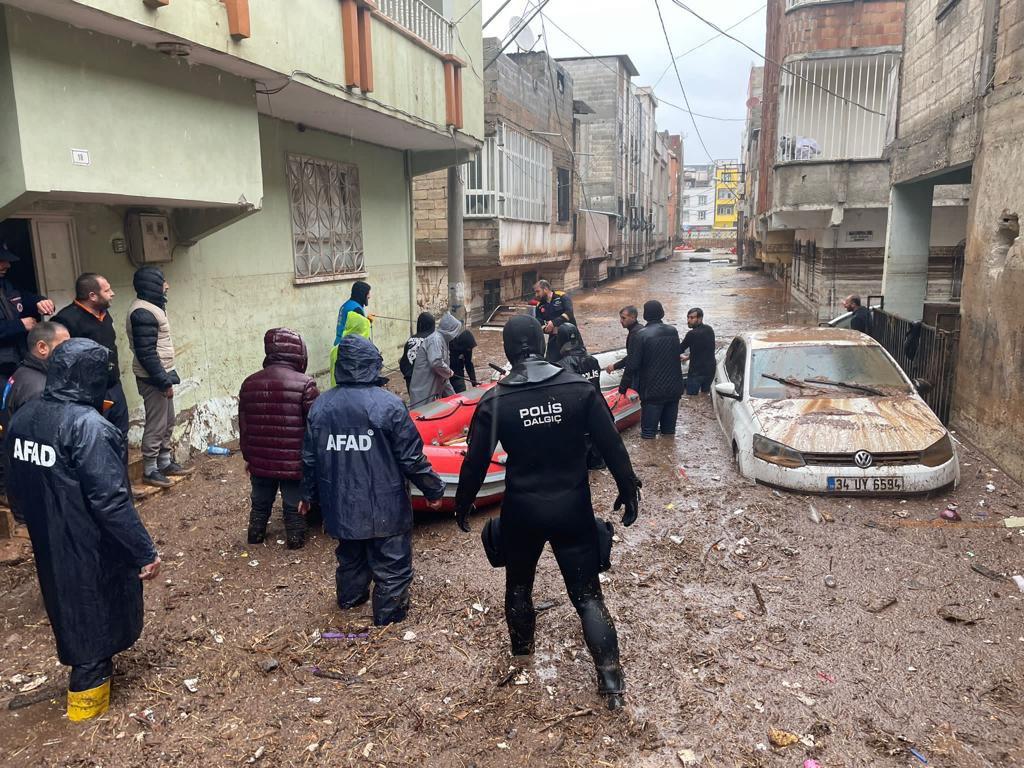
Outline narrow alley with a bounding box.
[2,258,1021,767]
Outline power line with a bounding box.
[539,12,745,123]
[669,0,886,117]
[653,0,714,162]
[652,4,766,89]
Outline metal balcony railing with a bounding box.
[377,0,454,55]
[785,0,838,10]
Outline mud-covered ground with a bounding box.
[2,258,1023,767]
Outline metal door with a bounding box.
[30,216,81,313]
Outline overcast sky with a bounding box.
[480,0,767,164]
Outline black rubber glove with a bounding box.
[613,478,642,527]
[456,504,475,533]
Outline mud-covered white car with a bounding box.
[712,328,959,494]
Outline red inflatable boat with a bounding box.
[410,366,641,512]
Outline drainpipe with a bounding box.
[447,165,467,324]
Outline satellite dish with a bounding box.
[746,96,761,109]
[508,16,537,52]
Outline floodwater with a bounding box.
[2,256,1023,767]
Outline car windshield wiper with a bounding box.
[804,377,884,396]
[761,373,817,390]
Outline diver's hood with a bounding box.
[500,357,563,386]
[502,315,546,362]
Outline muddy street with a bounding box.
[2,258,1023,767]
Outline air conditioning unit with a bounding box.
[125,212,172,264]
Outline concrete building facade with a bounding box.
[666,134,684,244]
[752,0,968,321]
[883,0,1024,480]
[681,164,715,234]
[413,39,576,323]
[0,0,483,453]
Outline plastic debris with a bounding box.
[402,631,417,642]
[824,574,837,589]
[1012,575,1024,593]
[17,675,47,693]
[320,632,370,640]
[513,671,530,686]
[183,677,199,693]
[1004,517,1024,528]
[669,535,684,545]
[247,745,266,764]
[248,560,259,568]
[206,445,231,456]
[809,504,822,524]
[804,760,822,768]
[908,746,929,763]
[940,507,961,522]
[985,483,996,492]
[472,602,486,613]
[677,748,698,765]
[817,671,836,684]
[768,728,800,748]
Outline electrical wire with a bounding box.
[651,4,766,89]
[538,12,745,123]
[669,0,886,117]
[653,0,714,162]
[484,0,552,70]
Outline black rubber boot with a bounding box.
[247,528,266,545]
[597,664,625,710]
[506,584,536,656]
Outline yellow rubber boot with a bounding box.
[67,679,111,722]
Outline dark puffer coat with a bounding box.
[6,339,158,666]
[625,302,684,404]
[238,329,320,480]
[302,335,444,540]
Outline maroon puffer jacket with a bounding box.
[238,329,320,479]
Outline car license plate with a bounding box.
[827,476,905,492]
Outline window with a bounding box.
[724,338,746,394]
[557,167,571,223]
[463,124,552,222]
[697,210,707,221]
[682,195,690,206]
[556,71,565,94]
[936,0,961,21]
[722,172,734,183]
[777,53,899,162]
[717,205,735,216]
[287,153,364,282]
[718,188,734,200]
[698,195,708,205]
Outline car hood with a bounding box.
[751,395,947,454]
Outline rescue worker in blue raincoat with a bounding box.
[6,339,161,722]
[301,334,445,625]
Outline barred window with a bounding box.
[462,123,552,223]
[287,154,365,283]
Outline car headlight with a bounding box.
[752,434,805,468]
[920,433,954,467]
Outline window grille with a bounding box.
[287,154,364,282]
[557,168,571,223]
[777,53,899,162]
[462,124,552,223]
[698,195,708,205]
[697,210,707,221]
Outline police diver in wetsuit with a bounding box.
[453,316,641,710]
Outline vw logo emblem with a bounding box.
[854,450,874,469]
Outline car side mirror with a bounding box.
[913,378,933,395]
[714,382,740,400]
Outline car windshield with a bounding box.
[749,344,911,399]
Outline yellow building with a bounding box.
[713,162,741,231]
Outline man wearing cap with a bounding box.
[0,244,55,380]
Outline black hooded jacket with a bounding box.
[455,317,637,518]
[6,354,48,416]
[401,313,435,384]
[625,302,684,404]
[555,324,601,395]
[6,339,158,666]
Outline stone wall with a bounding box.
[952,0,1024,480]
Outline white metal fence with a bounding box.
[377,0,453,55]
[777,53,899,163]
[463,124,552,223]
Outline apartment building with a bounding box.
[753,0,967,320]
[713,160,741,232]
[413,39,576,323]
[0,0,483,451]
[681,165,715,233]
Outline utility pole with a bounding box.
[447,166,466,324]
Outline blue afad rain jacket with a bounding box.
[6,339,158,667]
[302,335,445,540]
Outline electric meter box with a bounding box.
[126,212,172,263]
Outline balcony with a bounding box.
[777,53,899,163]
[377,0,453,55]
[785,0,853,11]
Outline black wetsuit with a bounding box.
[455,354,638,694]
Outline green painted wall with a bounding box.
[454,0,485,141]
[28,115,414,436]
[60,0,484,143]
[0,18,25,212]
[4,8,263,206]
